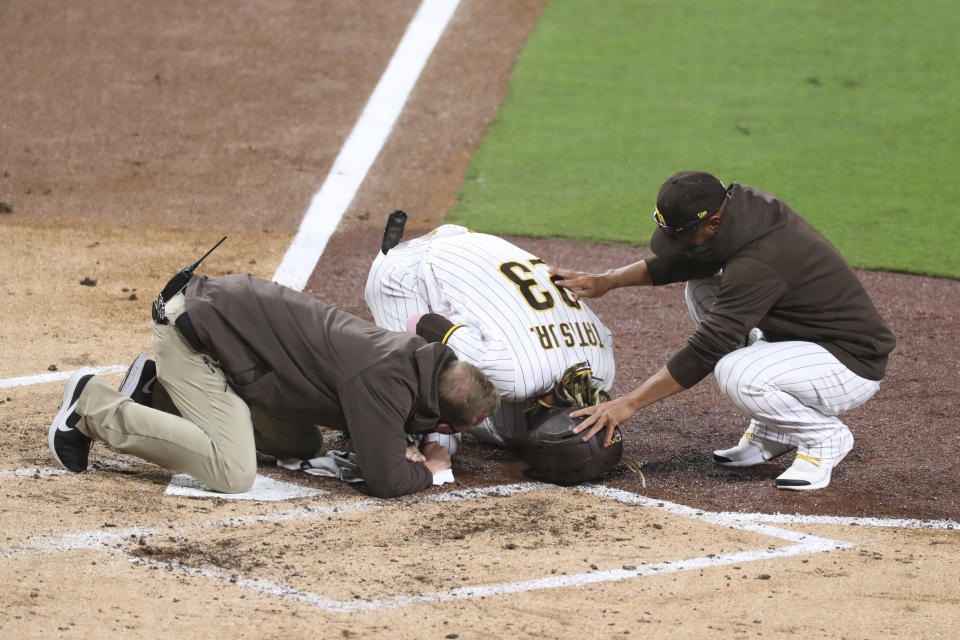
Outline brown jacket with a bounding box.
[646,184,896,388]
[184,274,457,498]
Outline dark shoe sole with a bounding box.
[776,477,827,490]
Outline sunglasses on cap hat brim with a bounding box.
[652,208,712,239]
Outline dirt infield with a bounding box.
[1,1,958,638]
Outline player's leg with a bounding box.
[67,293,257,492]
[714,340,880,489]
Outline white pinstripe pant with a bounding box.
[686,275,881,461]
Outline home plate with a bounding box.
[165,473,329,501]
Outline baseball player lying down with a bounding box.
[364,222,617,453]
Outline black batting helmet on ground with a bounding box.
[522,406,623,485]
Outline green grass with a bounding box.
[448,0,960,278]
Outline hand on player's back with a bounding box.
[548,267,613,300]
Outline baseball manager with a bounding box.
[552,171,895,490]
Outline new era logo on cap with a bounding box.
[655,171,726,231]
[649,171,727,257]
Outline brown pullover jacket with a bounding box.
[646,184,896,388]
[183,274,457,498]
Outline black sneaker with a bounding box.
[118,352,157,406]
[48,370,94,472]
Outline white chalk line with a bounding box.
[0,0,461,389]
[0,365,126,390]
[6,462,958,533]
[1,483,541,557]
[734,512,958,530]
[0,482,884,614]
[575,485,960,532]
[0,467,70,480]
[0,459,136,480]
[271,0,461,291]
[128,539,839,615]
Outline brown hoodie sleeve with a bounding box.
[337,370,432,498]
[646,253,725,286]
[667,258,788,387]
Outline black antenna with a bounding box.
[158,235,229,303]
[189,235,228,271]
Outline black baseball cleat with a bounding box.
[48,370,95,472]
[118,352,157,407]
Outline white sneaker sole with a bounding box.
[776,470,834,491]
[776,442,853,491]
[713,443,795,468]
[119,353,149,396]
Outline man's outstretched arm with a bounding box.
[569,366,686,446]
[549,260,653,300]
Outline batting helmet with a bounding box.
[522,406,623,485]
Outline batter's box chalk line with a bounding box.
[4,482,895,613]
[0,365,126,389]
[0,459,136,480]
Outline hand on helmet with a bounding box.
[570,397,637,446]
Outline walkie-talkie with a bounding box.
[152,236,227,324]
[381,210,407,255]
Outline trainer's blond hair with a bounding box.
[438,360,500,428]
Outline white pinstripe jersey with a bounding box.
[365,225,615,401]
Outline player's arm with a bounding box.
[410,313,490,364]
[549,260,653,300]
[569,366,685,445]
[409,312,465,343]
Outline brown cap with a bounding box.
[650,171,726,256]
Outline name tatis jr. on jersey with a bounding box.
[529,320,606,351]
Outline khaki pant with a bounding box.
[76,293,324,492]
